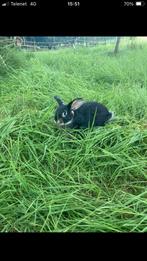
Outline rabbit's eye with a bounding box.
[62,111,67,118]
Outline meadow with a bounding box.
[0,41,147,232]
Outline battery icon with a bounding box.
[136,1,145,6]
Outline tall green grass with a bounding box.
[0,43,147,232]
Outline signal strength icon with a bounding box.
[2,2,9,6]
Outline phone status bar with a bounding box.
[0,1,146,9]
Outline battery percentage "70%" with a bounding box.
[123,1,146,6]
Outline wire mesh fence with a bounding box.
[21,37,118,50]
[0,36,130,51]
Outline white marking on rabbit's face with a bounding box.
[58,119,73,126]
[54,105,75,127]
[71,110,74,115]
[57,119,63,124]
[54,112,74,127]
[62,111,67,118]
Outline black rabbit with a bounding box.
[54,96,114,129]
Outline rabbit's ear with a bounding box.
[68,98,85,111]
[54,96,64,106]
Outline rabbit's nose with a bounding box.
[57,118,64,124]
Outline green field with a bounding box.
[0,42,147,232]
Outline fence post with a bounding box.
[84,37,86,46]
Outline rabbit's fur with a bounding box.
[54,96,114,129]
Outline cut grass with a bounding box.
[0,41,147,232]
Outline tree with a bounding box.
[114,37,121,54]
